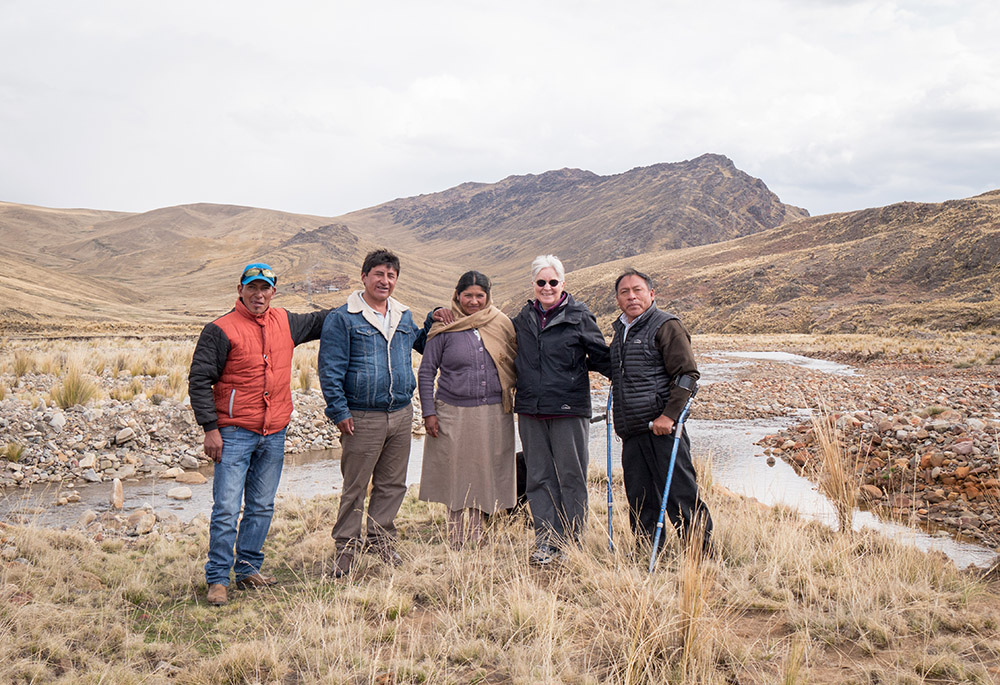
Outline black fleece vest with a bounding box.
[610,306,678,439]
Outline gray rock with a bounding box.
[167,486,192,500]
[49,412,66,430]
[110,478,124,509]
[76,509,98,527]
[114,464,136,479]
[175,471,207,485]
[129,512,157,535]
[115,427,136,445]
[179,455,201,470]
[81,469,101,483]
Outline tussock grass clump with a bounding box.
[109,378,144,402]
[49,367,99,408]
[812,411,860,533]
[3,441,25,461]
[12,350,34,377]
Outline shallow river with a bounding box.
[2,352,996,569]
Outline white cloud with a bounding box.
[1,0,998,216]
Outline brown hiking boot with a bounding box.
[333,550,355,578]
[206,583,228,606]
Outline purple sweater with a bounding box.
[418,329,503,416]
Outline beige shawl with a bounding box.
[427,296,518,412]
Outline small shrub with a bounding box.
[51,368,98,408]
[3,442,25,462]
[13,351,33,377]
[298,367,313,392]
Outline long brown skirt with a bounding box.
[418,400,516,514]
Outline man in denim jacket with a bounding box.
[319,249,428,577]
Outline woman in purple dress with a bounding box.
[418,271,517,548]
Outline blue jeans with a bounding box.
[205,426,287,586]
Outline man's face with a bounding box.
[616,275,654,322]
[238,280,276,315]
[361,264,398,305]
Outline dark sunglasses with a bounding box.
[243,267,276,281]
[535,279,560,288]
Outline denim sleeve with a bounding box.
[318,310,352,424]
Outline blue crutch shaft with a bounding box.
[648,390,697,573]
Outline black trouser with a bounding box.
[621,429,712,552]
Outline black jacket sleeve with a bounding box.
[188,322,230,433]
[581,308,612,378]
[287,308,331,345]
[411,309,438,355]
[654,318,700,421]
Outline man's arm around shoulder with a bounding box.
[286,308,332,346]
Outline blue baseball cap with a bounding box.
[240,263,276,287]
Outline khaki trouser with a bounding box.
[331,407,413,552]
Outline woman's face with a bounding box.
[533,267,564,309]
[458,284,488,316]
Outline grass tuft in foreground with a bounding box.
[1,474,998,683]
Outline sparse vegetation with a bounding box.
[813,411,860,533]
[0,480,997,683]
[3,441,25,462]
[12,350,33,377]
[49,367,99,408]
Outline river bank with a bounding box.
[2,334,998,554]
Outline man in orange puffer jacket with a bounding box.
[189,263,328,606]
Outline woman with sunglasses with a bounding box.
[512,255,611,565]
[418,271,518,549]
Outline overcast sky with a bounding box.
[1,0,998,218]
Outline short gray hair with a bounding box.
[530,254,565,282]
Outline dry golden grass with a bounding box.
[1,472,998,683]
[812,410,860,533]
[49,366,99,409]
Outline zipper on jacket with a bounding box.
[386,334,394,407]
[228,389,236,418]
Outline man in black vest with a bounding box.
[609,269,713,556]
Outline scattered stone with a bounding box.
[175,471,207,485]
[81,469,101,483]
[167,486,192,500]
[860,484,883,500]
[179,455,201,470]
[115,427,136,445]
[110,478,124,509]
[128,511,157,535]
[159,467,185,479]
[49,412,66,430]
[76,510,98,527]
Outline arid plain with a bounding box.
[2,155,999,682]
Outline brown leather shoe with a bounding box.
[333,550,355,578]
[206,583,228,606]
[235,573,278,589]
